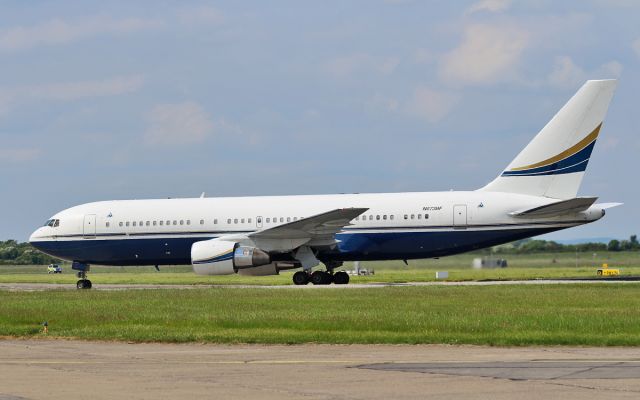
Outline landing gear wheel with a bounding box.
[311,271,333,285]
[76,279,92,289]
[333,271,350,285]
[293,271,310,285]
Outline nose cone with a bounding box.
[29,227,43,244]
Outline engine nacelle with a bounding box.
[191,239,271,276]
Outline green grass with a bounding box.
[2,285,640,345]
[1,251,639,285]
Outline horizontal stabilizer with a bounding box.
[510,197,598,217]
[594,202,623,210]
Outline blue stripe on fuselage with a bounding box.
[30,227,567,266]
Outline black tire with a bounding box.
[292,271,309,285]
[333,271,350,285]
[76,280,92,289]
[311,271,328,285]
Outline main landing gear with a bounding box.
[292,270,350,285]
[72,262,92,289]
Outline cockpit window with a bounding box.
[53,220,59,227]
[44,219,60,227]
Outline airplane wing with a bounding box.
[246,208,368,251]
[510,197,598,218]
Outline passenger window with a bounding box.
[293,217,297,221]
[369,215,373,221]
[126,222,130,227]
[425,214,429,219]
[418,214,422,219]
[390,215,394,220]
[119,222,123,227]
[133,222,137,227]
[106,222,110,227]
[376,215,380,220]
[146,221,150,226]
[404,215,408,220]
[248,218,252,223]
[280,217,284,223]
[266,218,270,223]
[187,220,191,225]
[166,220,170,226]
[179,220,184,225]
[200,219,204,225]
[214,219,218,224]
[227,219,231,224]
[153,221,157,226]
[241,218,245,223]
[411,214,415,220]
[234,218,238,224]
[139,221,143,226]
[287,217,291,222]
[383,215,387,220]
[159,221,163,226]
[173,220,177,225]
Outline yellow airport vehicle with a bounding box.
[597,264,620,276]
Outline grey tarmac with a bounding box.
[2,340,640,399]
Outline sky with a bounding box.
[1,0,639,242]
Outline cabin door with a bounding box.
[453,205,467,229]
[83,214,96,238]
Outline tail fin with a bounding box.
[479,79,617,199]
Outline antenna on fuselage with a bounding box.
[200,192,206,198]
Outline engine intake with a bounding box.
[191,239,271,275]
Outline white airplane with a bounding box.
[30,80,620,289]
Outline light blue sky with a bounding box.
[1,1,639,241]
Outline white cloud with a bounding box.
[146,102,214,145]
[177,6,224,25]
[405,86,459,123]
[439,23,528,85]
[548,56,623,88]
[632,38,640,58]
[0,16,162,51]
[0,76,144,115]
[0,148,41,164]
[466,0,511,14]
[326,53,400,78]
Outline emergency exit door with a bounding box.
[83,214,96,238]
[453,205,467,229]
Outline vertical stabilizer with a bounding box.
[479,79,617,199]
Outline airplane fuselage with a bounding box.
[29,191,604,266]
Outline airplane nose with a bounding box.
[29,228,41,243]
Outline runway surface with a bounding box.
[2,340,640,399]
[0,279,639,291]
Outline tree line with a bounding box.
[489,235,640,254]
[1,236,638,265]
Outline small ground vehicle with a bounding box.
[597,263,619,276]
[47,264,62,274]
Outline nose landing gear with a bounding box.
[72,262,92,289]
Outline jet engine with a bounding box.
[191,239,271,275]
